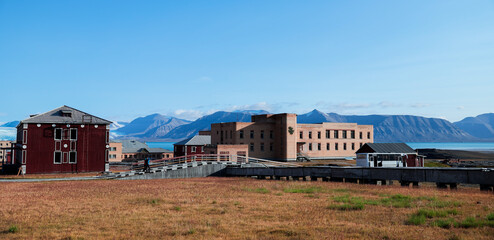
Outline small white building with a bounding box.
[356,143,424,167]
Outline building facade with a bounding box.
[173,135,210,157]
[356,143,424,167]
[15,106,112,174]
[0,141,13,164]
[210,113,373,161]
[115,140,173,162]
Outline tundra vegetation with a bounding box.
[0,177,493,239]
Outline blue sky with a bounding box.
[0,0,493,123]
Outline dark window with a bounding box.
[351,130,355,139]
[309,131,312,139]
[343,143,347,150]
[342,131,347,139]
[352,143,355,150]
[260,130,264,139]
[239,130,244,139]
[69,152,77,164]
[334,130,339,139]
[326,130,330,139]
[54,151,62,164]
[317,131,321,139]
[367,132,371,139]
[260,143,264,151]
[360,143,363,147]
[335,143,339,151]
[55,128,62,140]
[250,143,254,151]
[318,143,321,151]
[70,128,77,140]
[299,131,303,139]
[269,131,273,139]
[326,143,330,150]
[270,143,273,151]
[308,143,312,151]
[359,132,363,139]
[250,130,254,139]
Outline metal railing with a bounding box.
[131,154,302,171]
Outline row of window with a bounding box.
[249,142,274,152]
[54,151,77,164]
[306,142,363,151]
[300,130,371,140]
[54,128,78,141]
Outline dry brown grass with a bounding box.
[0,177,493,240]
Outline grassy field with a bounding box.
[0,177,493,240]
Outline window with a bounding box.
[317,131,321,139]
[318,143,321,151]
[360,143,363,148]
[359,132,363,139]
[63,129,69,140]
[70,141,76,151]
[343,143,347,150]
[308,143,313,151]
[334,130,339,139]
[335,143,339,151]
[250,130,254,139]
[326,143,330,150]
[351,130,355,139]
[367,132,371,139]
[326,130,330,139]
[342,130,347,139]
[352,143,355,150]
[70,128,77,140]
[63,152,68,163]
[250,143,254,151]
[106,131,110,143]
[260,143,264,151]
[191,146,196,152]
[105,150,109,163]
[299,131,303,139]
[239,130,244,139]
[269,130,273,139]
[22,130,27,144]
[55,128,62,140]
[270,143,273,151]
[260,130,264,139]
[69,151,77,164]
[22,150,27,164]
[54,151,62,164]
[308,131,312,139]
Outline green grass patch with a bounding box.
[244,187,271,194]
[406,214,426,225]
[456,217,482,228]
[283,186,323,194]
[424,162,451,168]
[380,194,413,208]
[7,225,18,233]
[432,218,455,229]
[487,212,494,221]
[172,206,181,211]
[327,203,364,211]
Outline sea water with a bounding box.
[146,142,175,151]
[406,142,494,150]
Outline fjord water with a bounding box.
[146,142,176,151]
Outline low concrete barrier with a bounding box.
[224,166,494,191]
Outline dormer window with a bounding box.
[61,110,72,117]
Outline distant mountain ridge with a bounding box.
[2,110,494,143]
[298,110,475,142]
[454,113,494,139]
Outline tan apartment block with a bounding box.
[210,114,373,161]
[109,142,123,162]
[0,141,13,163]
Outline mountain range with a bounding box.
[1,111,494,143]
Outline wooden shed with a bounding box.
[356,143,424,167]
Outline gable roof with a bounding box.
[117,139,172,153]
[20,105,112,125]
[356,143,416,154]
[174,135,211,146]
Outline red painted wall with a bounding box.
[17,123,108,174]
[173,145,205,157]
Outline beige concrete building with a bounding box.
[210,113,373,161]
[0,141,13,163]
[109,142,123,162]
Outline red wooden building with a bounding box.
[15,106,112,174]
[173,135,210,157]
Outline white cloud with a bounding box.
[410,103,430,108]
[228,102,272,112]
[456,106,465,110]
[378,101,401,108]
[172,109,217,121]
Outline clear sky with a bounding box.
[0,0,493,123]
